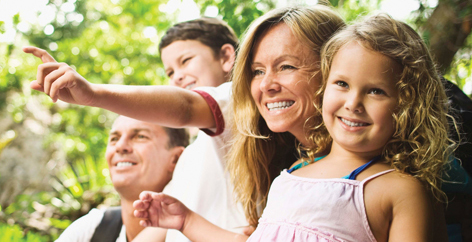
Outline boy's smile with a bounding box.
[161,40,231,89]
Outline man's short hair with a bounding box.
[163,127,190,148]
[159,17,239,56]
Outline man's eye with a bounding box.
[136,135,148,139]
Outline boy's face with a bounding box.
[161,40,230,89]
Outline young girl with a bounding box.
[134,14,454,241]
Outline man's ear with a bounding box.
[168,146,185,173]
[219,43,236,73]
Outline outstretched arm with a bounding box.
[23,46,215,129]
[134,192,248,242]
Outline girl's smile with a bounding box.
[323,41,401,155]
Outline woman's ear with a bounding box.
[219,43,236,73]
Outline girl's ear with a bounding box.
[219,43,236,73]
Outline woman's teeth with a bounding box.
[116,162,135,167]
[341,118,368,127]
[267,101,294,111]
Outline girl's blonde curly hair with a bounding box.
[312,14,457,201]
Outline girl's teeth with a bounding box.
[267,101,294,111]
[116,162,134,167]
[341,118,368,127]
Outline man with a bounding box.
[55,116,189,241]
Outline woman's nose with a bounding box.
[259,72,281,93]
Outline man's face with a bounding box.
[161,40,230,89]
[105,116,178,197]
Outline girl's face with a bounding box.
[250,23,320,146]
[322,42,400,157]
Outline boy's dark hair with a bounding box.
[163,127,190,148]
[159,17,239,56]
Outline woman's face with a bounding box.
[250,23,320,146]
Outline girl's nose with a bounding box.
[344,93,364,113]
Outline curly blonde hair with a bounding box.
[314,14,457,200]
[227,5,345,227]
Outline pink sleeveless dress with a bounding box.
[246,168,394,242]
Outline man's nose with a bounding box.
[115,137,133,154]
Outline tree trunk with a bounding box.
[423,0,472,74]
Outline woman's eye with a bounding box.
[253,69,265,76]
[335,81,349,88]
[281,65,296,71]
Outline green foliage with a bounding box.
[0,224,50,242]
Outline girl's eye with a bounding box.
[335,81,349,88]
[167,71,174,78]
[369,88,386,95]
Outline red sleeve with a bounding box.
[193,90,225,137]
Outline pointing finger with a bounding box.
[23,46,57,63]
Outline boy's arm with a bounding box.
[23,46,215,129]
[134,192,248,242]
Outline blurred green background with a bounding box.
[0,0,471,240]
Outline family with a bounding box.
[23,3,472,242]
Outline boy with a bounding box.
[24,17,247,242]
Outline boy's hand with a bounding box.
[133,191,188,231]
[23,46,96,105]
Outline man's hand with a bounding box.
[23,46,96,105]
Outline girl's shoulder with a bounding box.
[364,167,431,210]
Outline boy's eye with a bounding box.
[335,81,349,88]
[182,57,192,64]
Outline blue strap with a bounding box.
[347,156,381,180]
[287,156,326,174]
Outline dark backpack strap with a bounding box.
[91,207,123,242]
